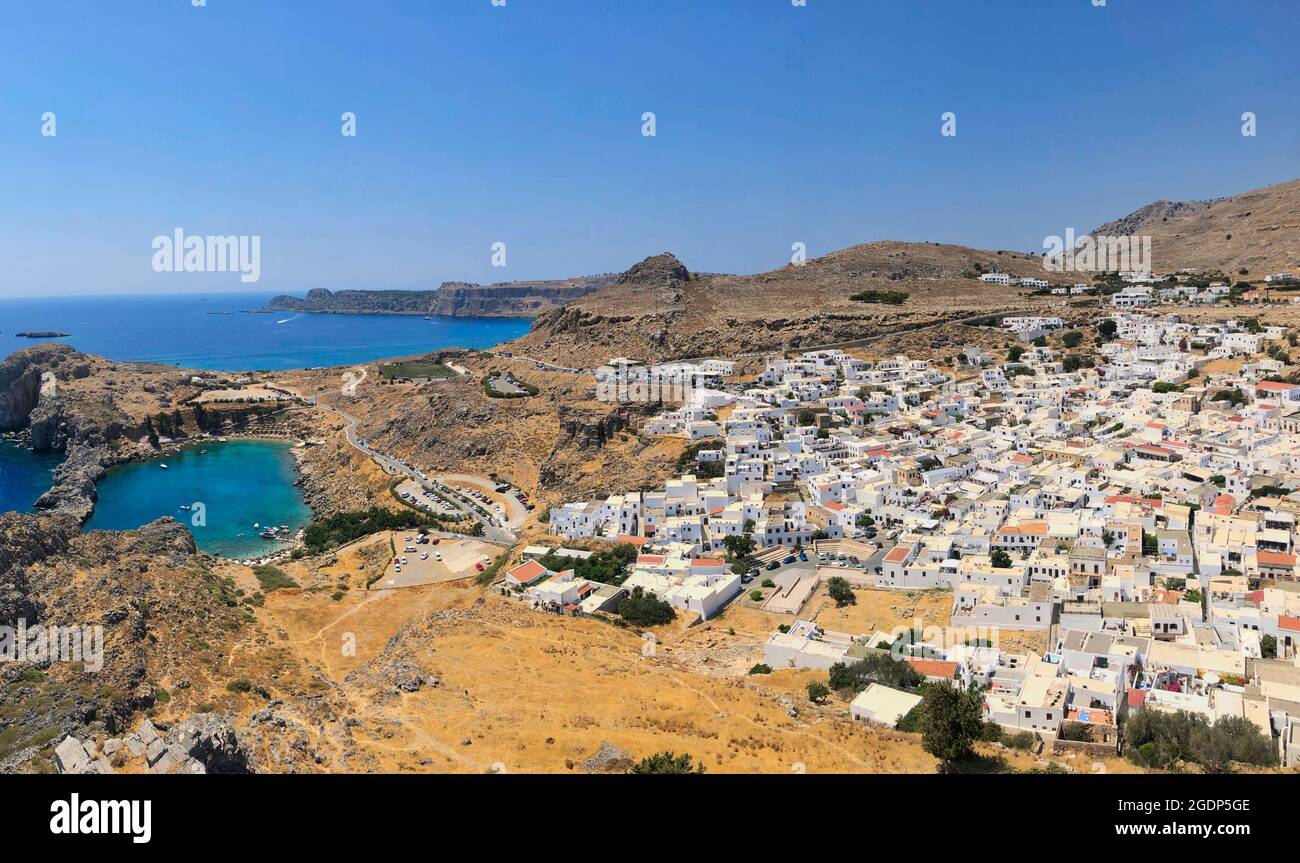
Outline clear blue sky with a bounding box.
[1,0,1296,297]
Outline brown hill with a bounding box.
[1090,177,1300,275]
[507,242,1059,366]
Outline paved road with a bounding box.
[304,380,519,545]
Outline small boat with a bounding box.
[179,504,191,511]
[159,463,168,470]
[259,528,278,540]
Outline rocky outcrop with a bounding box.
[430,275,616,317]
[0,343,78,431]
[263,275,616,319]
[55,715,256,775]
[0,511,79,626]
[264,287,438,315]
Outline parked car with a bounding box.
[783,555,796,565]
[798,552,808,562]
[475,562,485,572]
[765,561,780,571]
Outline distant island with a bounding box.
[15,331,71,338]
[261,274,617,319]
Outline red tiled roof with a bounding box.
[906,658,959,679]
[504,560,547,585]
[1257,550,1296,568]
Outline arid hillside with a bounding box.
[507,242,1060,366]
[1091,176,1300,275]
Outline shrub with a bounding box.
[748,663,772,675]
[631,751,705,774]
[617,586,676,627]
[253,565,297,592]
[849,290,909,305]
[827,576,855,607]
[807,681,830,704]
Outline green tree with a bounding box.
[827,576,855,608]
[617,586,676,627]
[919,682,984,767]
[806,681,830,704]
[1061,330,1083,348]
[990,549,1012,569]
[722,534,756,561]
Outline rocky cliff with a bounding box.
[263,274,616,319]
[429,275,617,317]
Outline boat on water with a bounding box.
[159,463,168,470]
[179,504,191,511]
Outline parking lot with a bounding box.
[395,479,461,518]
[377,533,504,589]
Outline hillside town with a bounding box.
[529,307,1300,768]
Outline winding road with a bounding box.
[304,374,519,545]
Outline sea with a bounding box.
[0,439,62,514]
[84,440,312,560]
[0,291,529,545]
[0,292,530,371]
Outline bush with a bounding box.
[807,681,830,704]
[1006,731,1036,751]
[828,654,923,694]
[1124,707,1276,772]
[617,586,676,627]
[631,751,705,774]
[302,507,442,554]
[226,678,253,694]
[748,663,772,675]
[1061,330,1084,348]
[849,290,909,305]
[253,565,297,592]
[827,576,855,607]
[1058,721,1094,742]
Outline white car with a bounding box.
[434,552,442,561]
[394,565,401,573]
[400,557,407,564]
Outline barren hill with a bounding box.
[507,241,1059,366]
[1090,177,1300,275]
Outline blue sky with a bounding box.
[0,0,1296,297]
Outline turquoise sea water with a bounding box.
[84,440,312,560]
[0,441,62,514]
[0,292,531,371]
[0,291,531,521]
